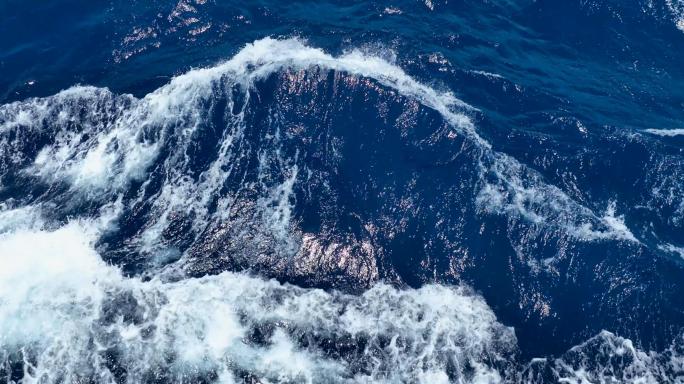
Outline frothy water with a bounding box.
[1,38,683,383]
[0,219,517,383]
[1,214,681,383]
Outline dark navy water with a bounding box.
[1,1,684,383]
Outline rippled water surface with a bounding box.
[1,1,684,383]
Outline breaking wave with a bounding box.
[645,128,684,137]
[0,38,637,259]
[1,38,683,382]
[1,213,682,383]
[0,218,517,384]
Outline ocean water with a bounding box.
[1,0,684,383]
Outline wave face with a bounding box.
[2,1,684,383]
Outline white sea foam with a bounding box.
[0,216,517,383]
[0,205,43,233]
[0,86,157,193]
[0,37,639,259]
[659,242,684,259]
[644,128,684,137]
[666,0,684,32]
[0,37,680,381]
[382,7,403,15]
[469,70,504,80]
[524,330,684,384]
[0,211,679,382]
[477,153,639,243]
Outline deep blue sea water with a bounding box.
[1,1,684,383]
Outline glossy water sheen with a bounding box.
[1,1,684,383]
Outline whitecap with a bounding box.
[644,128,684,137]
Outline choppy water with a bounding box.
[1,1,684,383]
